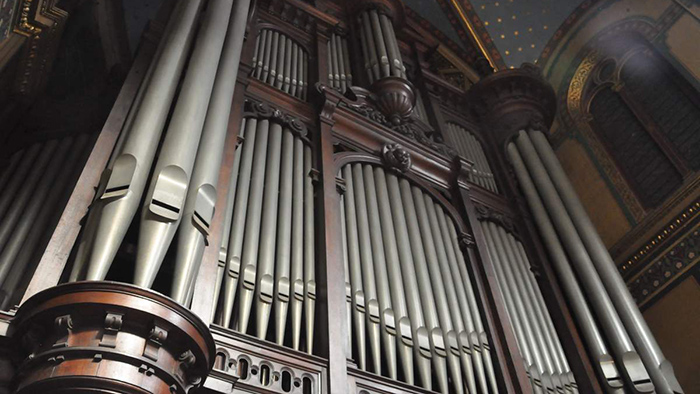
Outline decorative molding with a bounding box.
[620,198,700,274]
[627,223,700,308]
[244,100,309,138]
[474,203,516,233]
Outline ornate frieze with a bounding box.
[243,100,309,139]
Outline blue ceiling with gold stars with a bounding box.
[468,0,584,67]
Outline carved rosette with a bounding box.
[370,77,416,125]
[9,281,216,394]
[468,63,557,146]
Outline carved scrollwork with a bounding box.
[381,144,412,173]
[244,100,309,138]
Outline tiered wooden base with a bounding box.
[9,281,215,394]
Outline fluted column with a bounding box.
[470,64,683,394]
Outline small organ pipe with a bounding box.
[283,37,292,93]
[290,42,299,97]
[84,0,203,281]
[361,164,398,379]
[236,118,271,333]
[273,128,295,345]
[335,34,347,92]
[341,37,353,87]
[172,0,251,303]
[0,144,41,220]
[398,178,449,393]
[369,9,390,78]
[385,173,432,389]
[529,129,683,394]
[351,163,383,374]
[261,30,273,81]
[290,137,305,350]
[303,145,315,354]
[514,131,653,393]
[268,32,280,86]
[343,164,367,368]
[507,143,624,393]
[254,30,266,79]
[222,117,259,328]
[358,19,373,84]
[412,188,465,394]
[330,35,340,90]
[445,219,500,393]
[379,12,400,78]
[361,12,380,82]
[275,36,286,89]
[251,31,261,78]
[301,54,308,100]
[372,167,414,384]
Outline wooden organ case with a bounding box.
[0,0,685,393]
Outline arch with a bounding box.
[334,152,470,237]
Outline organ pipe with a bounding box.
[357,7,405,83]
[507,143,624,393]
[290,137,305,350]
[342,164,367,369]
[445,123,498,193]
[222,117,258,328]
[82,0,203,281]
[252,29,308,100]
[340,163,501,392]
[134,0,233,288]
[327,33,353,92]
[514,131,654,393]
[0,145,41,220]
[303,145,316,354]
[172,0,251,304]
[362,165,398,380]
[528,129,683,394]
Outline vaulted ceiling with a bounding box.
[404,0,585,68]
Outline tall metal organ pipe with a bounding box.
[80,0,204,281]
[513,130,654,393]
[357,7,405,84]
[171,0,252,305]
[509,129,683,393]
[339,163,497,393]
[506,143,623,393]
[134,0,234,288]
[252,28,308,100]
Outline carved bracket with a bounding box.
[243,100,309,138]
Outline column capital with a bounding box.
[469,63,556,146]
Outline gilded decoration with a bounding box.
[566,50,645,222]
[627,223,700,308]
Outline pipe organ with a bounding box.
[252,28,309,100]
[0,1,685,394]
